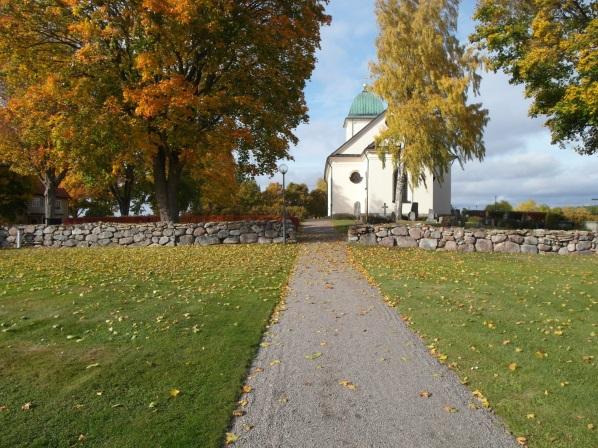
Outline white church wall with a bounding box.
[329,158,368,216]
[365,153,394,215]
[336,116,385,155]
[344,118,372,141]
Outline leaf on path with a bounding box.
[419,390,432,398]
[232,409,245,417]
[242,385,253,394]
[242,423,254,432]
[305,352,322,360]
[169,388,181,398]
[225,432,238,445]
[443,405,458,413]
[238,399,249,407]
[270,360,281,366]
[339,380,357,390]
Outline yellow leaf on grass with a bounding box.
[508,362,518,371]
[169,388,181,398]
[339,380,357,390]
[516,436,527,446]
[225,432,238,445]
[242,385,253,394]
[526,413,535,419]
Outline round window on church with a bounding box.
[349,171,363,184]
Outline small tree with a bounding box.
[371,0,488,221]
[0,165,33,223]
[485,200,513,213]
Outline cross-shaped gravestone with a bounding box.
[382,202,388,216]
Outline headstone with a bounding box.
[354,201,361,221]
[426,209,437,223]
[408,211,417,221]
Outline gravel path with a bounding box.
[229,221,517,447]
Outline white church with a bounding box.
[324,87,452,219]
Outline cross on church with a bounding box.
[382,202,389,216]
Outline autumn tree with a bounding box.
[371,0,488,220]
[471,0,597,154]
[0,1,330,222]
[485,200,513,212]
[0,78,74,222]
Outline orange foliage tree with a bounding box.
[0,0,330,222]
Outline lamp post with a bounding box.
[279,164,288,244]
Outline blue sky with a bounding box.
[260,0,598,209]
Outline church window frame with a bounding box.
[349,171,363,184]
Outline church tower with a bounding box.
[343,85,385,141]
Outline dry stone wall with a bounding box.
[349,224,597,255]
[0,220,296,249]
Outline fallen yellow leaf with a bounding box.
[339,379,357,390]
[242,385,253,394]
[169,388,181,398]
[516,436,527,446]
[508,362,519,371]
[225,432,238,445]
[443,405,458,413]
[419,390,432,398]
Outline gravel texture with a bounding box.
[229,221,517,448]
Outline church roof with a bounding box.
[347,87,385,118]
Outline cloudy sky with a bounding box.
[259,0,598,209]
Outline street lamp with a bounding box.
[279,164,288,244]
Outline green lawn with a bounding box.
[0,245,297,447]
[350,247,597,448]
[332,219,356,235]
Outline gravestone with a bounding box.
[426,209,437,223]
[408,211,417,221]
[354,202,361,222]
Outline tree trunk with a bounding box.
[110,164,135,216]
[394,161,405,222]
[41,168,67,224]
[153,146,182,222]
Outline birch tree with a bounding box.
[371,0,488,220]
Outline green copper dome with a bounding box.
[347,87,385,118]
